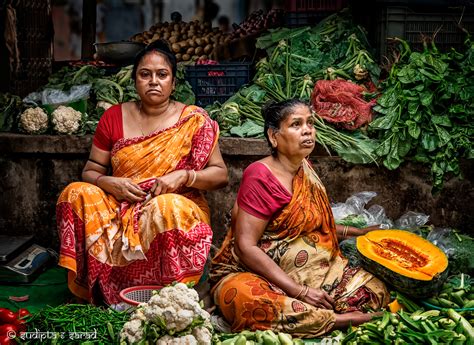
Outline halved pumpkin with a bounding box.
[356,230,448,298]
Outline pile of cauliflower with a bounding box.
[20,105,82,134]
[120,283,213,345]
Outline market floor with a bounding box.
[0,266,72,313]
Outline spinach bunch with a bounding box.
[0,93,22,132]
[370,39,474,192]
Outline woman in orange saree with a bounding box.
[57,40,228,304]
[209,99,389,338]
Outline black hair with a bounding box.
[132,39,177,81]
[262,99,309,156]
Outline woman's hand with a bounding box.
[301,287,334,310]
[359,224,383,235]
[150,170,188,196]
[100,176,147,203]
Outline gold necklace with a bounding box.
[137,102,171,136]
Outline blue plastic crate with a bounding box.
[185,63,252,107]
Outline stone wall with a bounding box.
[0,133,472,251]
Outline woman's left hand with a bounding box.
[302,287,334,310]
[150,170,188,196]
[359,224,383,235]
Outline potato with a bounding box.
[175,53,182,61]
[171,43,181,53]
[195,38,203,46]
[186,47,195,55]
[203,44,213,54]
[169,36,178,44]
[195,46,203,55]
[182,54,190,61]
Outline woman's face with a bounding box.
[271,104,316,159]
[135,51,175,105]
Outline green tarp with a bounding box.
[0,266,72,313]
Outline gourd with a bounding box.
[356,229,448,298]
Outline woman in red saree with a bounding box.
[209,99,389,338]
[57,40,228,304]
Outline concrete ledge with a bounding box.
[0,134,330,156]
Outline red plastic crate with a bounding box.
[285,0,347,12]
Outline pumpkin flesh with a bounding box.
[356,230,448,298]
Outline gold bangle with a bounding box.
[343,225,349,238]
[293,285,306,299]
[186,170,197,187]
[300,285,310,300]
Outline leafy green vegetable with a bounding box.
[370,38,474,192]
[0,93,22,132]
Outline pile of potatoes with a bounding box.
[130,20,231,62]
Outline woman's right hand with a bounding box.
[301,287,334,310]
[99,176,147,203]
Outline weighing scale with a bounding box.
[0,235,52,283]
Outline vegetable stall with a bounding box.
[0,2,473,344]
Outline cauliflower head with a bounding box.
[20,107,48,134]
[96,101,113,110]
[119,319,145,344]
[51,105,82,134]
[156,334,198,345]
[143,282,209,332]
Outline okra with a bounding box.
[234,334,247,345]
[447,308,474,343]
[377,312,391,332]
[398,310,422,331]
[463,299,474,309]
[450,290,467,307]
[221,336,238,345]
[277,332,293,345]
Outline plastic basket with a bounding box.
[185,63,252,107]
[119,285,162,307]
[284,11,333,27]
[376,6,474,57]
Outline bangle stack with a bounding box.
[186,169,197,187]
[342,225,349,238]
[95,174,106,186]
[293,285,309,300]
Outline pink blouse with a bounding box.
[237,162,292,220]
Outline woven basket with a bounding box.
[119,285,162,307]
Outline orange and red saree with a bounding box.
[210,160,389,337]
[57,105,218,304]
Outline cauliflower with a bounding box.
[192,326,212,344]
[51,105,82,134]
[20,107,48,134]
[156,334,198,345]
[96,101,113,110]
[120,319,145,344]
[120,283,213,344]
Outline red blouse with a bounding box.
[237,162,292,220]
[93,105,124,151]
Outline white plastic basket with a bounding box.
[119,285,162,307]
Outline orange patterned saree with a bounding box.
[57,105,218,304]
[210,160,389,337]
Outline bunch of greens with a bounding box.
[207,10,380,164]
[256,9,380,84]
[24,304,130,344]
[370,38,474,191]
[0,93,22,132]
